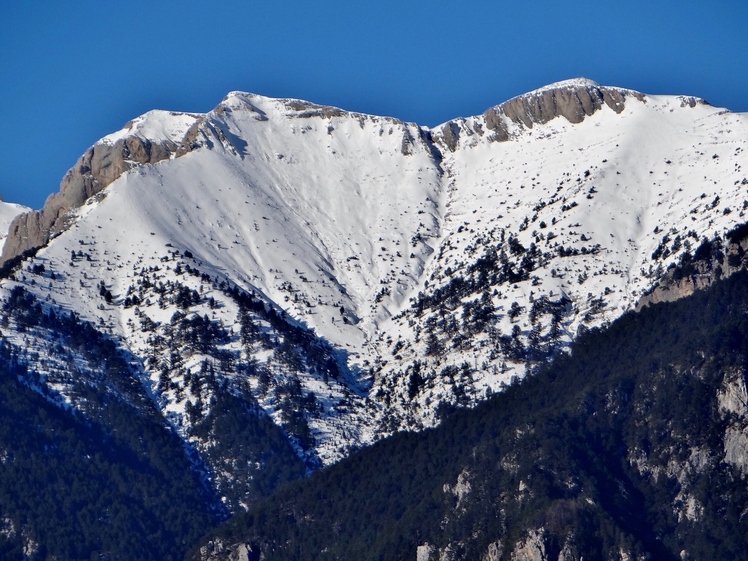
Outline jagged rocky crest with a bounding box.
[483,79,639,136]
[1,112,201,262]
[438,79,644,150]
[0,78,646,264]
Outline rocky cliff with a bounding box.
[637,222,748,310]
[480,78,644,142]
[0,111,200,263]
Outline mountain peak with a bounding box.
[99,110,200,147]
[475,78,644,142]
[1,76,748,551]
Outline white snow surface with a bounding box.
[526,77,601,93]
[5,81,748,472]
[99,110,200,147]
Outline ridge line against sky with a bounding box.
[1,0,746,209]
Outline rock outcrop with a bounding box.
[637,225,748,311]
[482,541,503,561]
[481,78,644,142]
[718,370,748,475]
[417,543,436,561]
[198,540,260,561]
[1,113,200,264]
[510,529,551,561]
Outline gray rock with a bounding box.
[417,543,436,561]
[284,99,347,119]
[176,117,209,157]
[510,528,548,561]
[1,132,191,264]
[481,79,642,142]
[482,541,503,561]
[441,122,461,152]
[401,129,415,156]
[230,543,260,561]
[723,426,748,474]
[718,370,748,417]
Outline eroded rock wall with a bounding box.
[1,135,185,263]
[636,235,748,311]
[482,81,642,141]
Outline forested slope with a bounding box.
[195,270,748,561]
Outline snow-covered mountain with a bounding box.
[1,78,747,511]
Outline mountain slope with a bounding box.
[0,80,747,553]
[1,110,199,261]
[193,268,748,561]
[0,290,217,560]
[371,80,748,430]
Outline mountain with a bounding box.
[0,78,747,558]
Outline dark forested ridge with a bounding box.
[193,270,748,561]
[0,282,232,560]
[0,340,216,560]
[0,285,307,560]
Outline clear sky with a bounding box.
[1,0,746,209]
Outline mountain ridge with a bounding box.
[193,267,748,561]
[0,77,664,265]
[3,78,746,441]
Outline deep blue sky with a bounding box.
[1,0,746,209]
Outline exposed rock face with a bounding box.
[482,78,644,142]
[718,371,748,417]
[482,541,503,561]
[723,427,748,474]
[510,529,550,561]
[198,540,260,561]
[718,369,748,475]
[231,543,260,561]
[637,231,748,311]
[417,543,436,561]
[1,135,186,263]
[557,538,581,561]
[443,469,472,511]
[440,121,462,152]
[283,99,348,120]
[636,275,710,308]
[508,529,584,561]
